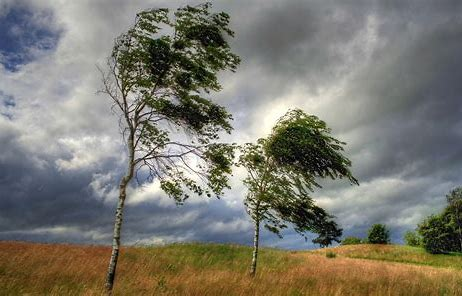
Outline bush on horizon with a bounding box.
[367,224,390,244]
[341,236,363,245]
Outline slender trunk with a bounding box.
[250,218,260,277]
[458,216,462,252]
[105,176,129,293]
[105,131,135,294]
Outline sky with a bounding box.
[1,0,462,249]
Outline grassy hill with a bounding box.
[1,241,462,295]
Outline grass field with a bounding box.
[1,241,462,295]
[315,244,462,270]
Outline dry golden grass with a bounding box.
[1,241,462,295]
[315,244,462,270]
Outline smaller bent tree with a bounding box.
[238,109,358,277]
[100,3,240,292]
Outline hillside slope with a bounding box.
[315,244,462,270]
[1,241,461,295]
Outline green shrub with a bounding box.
[367,224,390,244]
[404,230,422,247]
[325,251,336,258]
[341,236,363,245]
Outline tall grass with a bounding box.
[1,241,462,295]
[321,244,462,270]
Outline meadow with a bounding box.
[1,241,462,295]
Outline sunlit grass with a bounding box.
[1,241,462,295]
[315,244,462,270]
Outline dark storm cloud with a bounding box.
[214,1,373,129]
[1,0,462,248]
[221,0,462,242]
[333,5,462,191]
[0,125,109,235]
[0,129,254,245]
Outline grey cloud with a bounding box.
[1,0,462,249]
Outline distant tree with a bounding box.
[418,213,459,254]
[415,187,462,254]
[99,3,239,292]
[446,187,462,251]
[367,224,390,244]
[341,236,363,245]
[238,109,358,277]
[403,230,422,247]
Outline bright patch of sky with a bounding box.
[0,3,61,71]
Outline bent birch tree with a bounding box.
[238,109,358,276]
[99,3,239,292]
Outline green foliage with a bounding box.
[418,214,459,254]
[367,224,390,244]
[341,236,363,245]
[325,251,336,258]
[416,187,462,254]
[238,109,357,245]
[102,2,240,202]
[312,219,343,248]
[149,243,299,272]
[404,230,422,247]
[266,109,358,184]
[446,187,462,249]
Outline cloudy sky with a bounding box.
[1,0,462,249]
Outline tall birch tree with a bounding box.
[238,109,358,276]
[99,3,239,292]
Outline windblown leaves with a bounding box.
[238,109,357,246]
[103,3,240,203]
[267,109,358,185]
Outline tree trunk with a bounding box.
[459,226,462,252]
[458,217,462,252]
[105,176,129,293]
[250,218,260,277]
[105,128,135,294]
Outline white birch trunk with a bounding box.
[250,218,260,277]
[105,177,129,293]
[105,132,135,294]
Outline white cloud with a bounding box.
[89,172,119,203]
[205,218,253,234]
[55,136,122,171]
[127,180,176,207]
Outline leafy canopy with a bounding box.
[367,224,390,244]
[238,109,357,244]
[266,109,358,184]
[312,219,343,248]
[418,214,457,254]
[101,3,240,203]
[417,187,462,254]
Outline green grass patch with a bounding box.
[137,242,301,272]
[332,244,462,270]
